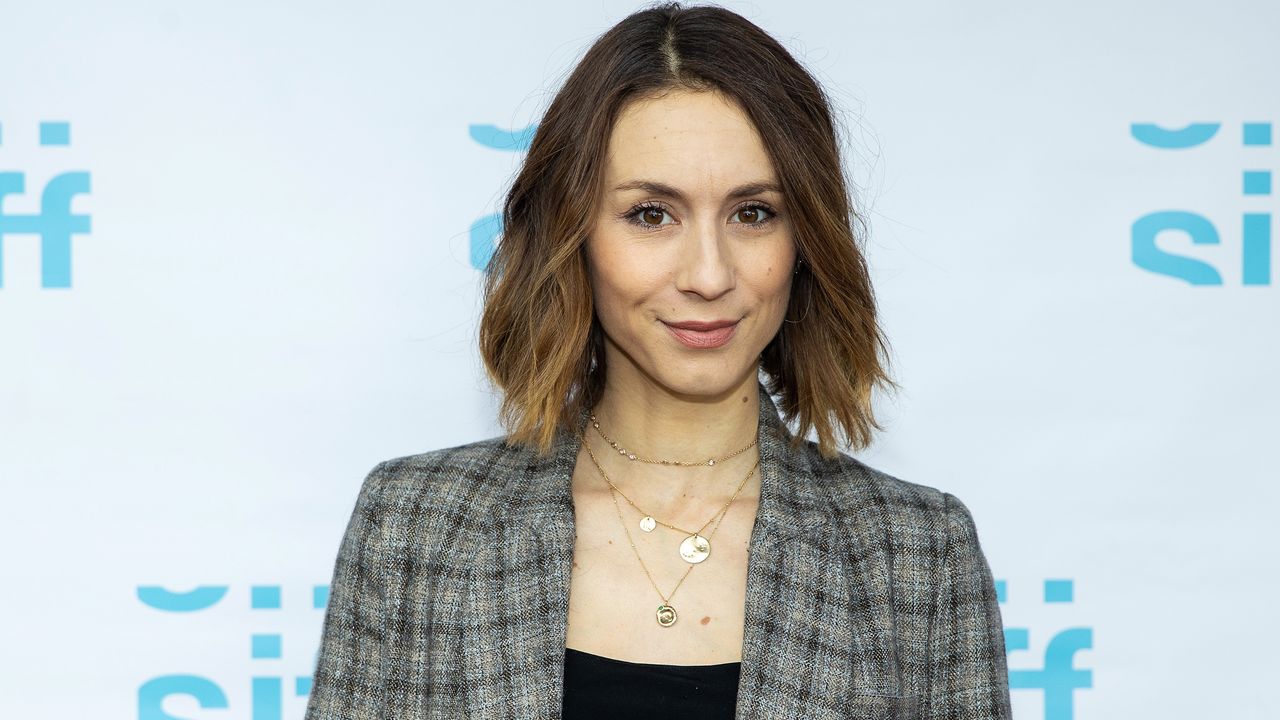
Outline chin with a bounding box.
[654,358,755,399]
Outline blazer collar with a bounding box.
[501,380,831,543]
[464,381,910,717]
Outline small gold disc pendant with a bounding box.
[639,516,656,532]
[678,534,711,564]
[656,603,677,627]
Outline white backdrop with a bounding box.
[1,1,1276,718]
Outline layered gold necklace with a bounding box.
[583,414,758,627]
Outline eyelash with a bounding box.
[620,201,778,232]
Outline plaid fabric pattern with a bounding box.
[305,383,1011,719]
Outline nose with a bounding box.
[673,215,735,300]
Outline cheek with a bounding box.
[755,250,798,303]
[588,249,626,308]
[590,247,665,307]
[767,276,795,317]
[587,244,652,331]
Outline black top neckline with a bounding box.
[565,646,741,670]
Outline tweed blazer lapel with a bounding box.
[462,383,911,719]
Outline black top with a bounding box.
[561,646,741,720]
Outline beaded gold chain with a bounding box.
[588,412,757,467]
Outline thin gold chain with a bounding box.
[583,435,758,537]
[589,413,758,467]
[583,437,758,606]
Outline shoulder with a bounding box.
[355,434,533,526]
[793,437,974,539]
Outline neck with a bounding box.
[582,368,762,507]
[591,379,760,459]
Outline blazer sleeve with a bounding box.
[304,461,389,719]
[924,492,1013,720]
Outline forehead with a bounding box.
[603,89,777,192]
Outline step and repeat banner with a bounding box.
[1,1,1275,718]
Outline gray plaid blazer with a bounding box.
[305,383,1011,719]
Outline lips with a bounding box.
[663,319,739,349]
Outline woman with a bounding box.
[305,3,1011,719]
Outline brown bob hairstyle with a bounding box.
[479,1,897,459]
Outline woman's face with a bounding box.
[586,88,796,401]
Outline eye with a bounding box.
[622,198,680,229]
[731,202,777,228]
[621,201,675,231]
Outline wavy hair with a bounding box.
[479,1,897,458]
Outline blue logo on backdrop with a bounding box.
[136,584,329,719]
[998,577,1093,720]
[1131,121,1272,285]
[0,121,93,288]
[468,123,536,271]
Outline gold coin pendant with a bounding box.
[656,603,677,627]
[679,534,711,564]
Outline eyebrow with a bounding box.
[611,179,783,201]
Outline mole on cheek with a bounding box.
[700,616,712,625]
